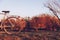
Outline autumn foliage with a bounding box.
[3,14,60,32]
[29,14,60,31]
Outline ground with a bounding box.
[0,30,60,40]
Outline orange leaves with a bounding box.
[29,14,60,31]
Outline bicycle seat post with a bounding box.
[1,11,10,21]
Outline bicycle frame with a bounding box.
[0,11,9,28]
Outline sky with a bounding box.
[0,0,51,18]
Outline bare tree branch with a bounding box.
[44,0,60,19]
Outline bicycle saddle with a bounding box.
[2,11,10,13]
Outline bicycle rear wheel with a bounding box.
[3,17,20,34]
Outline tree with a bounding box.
[44,0,60,19]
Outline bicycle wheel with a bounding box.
[3,16,20,34]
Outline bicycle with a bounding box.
[0,11,20,34]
